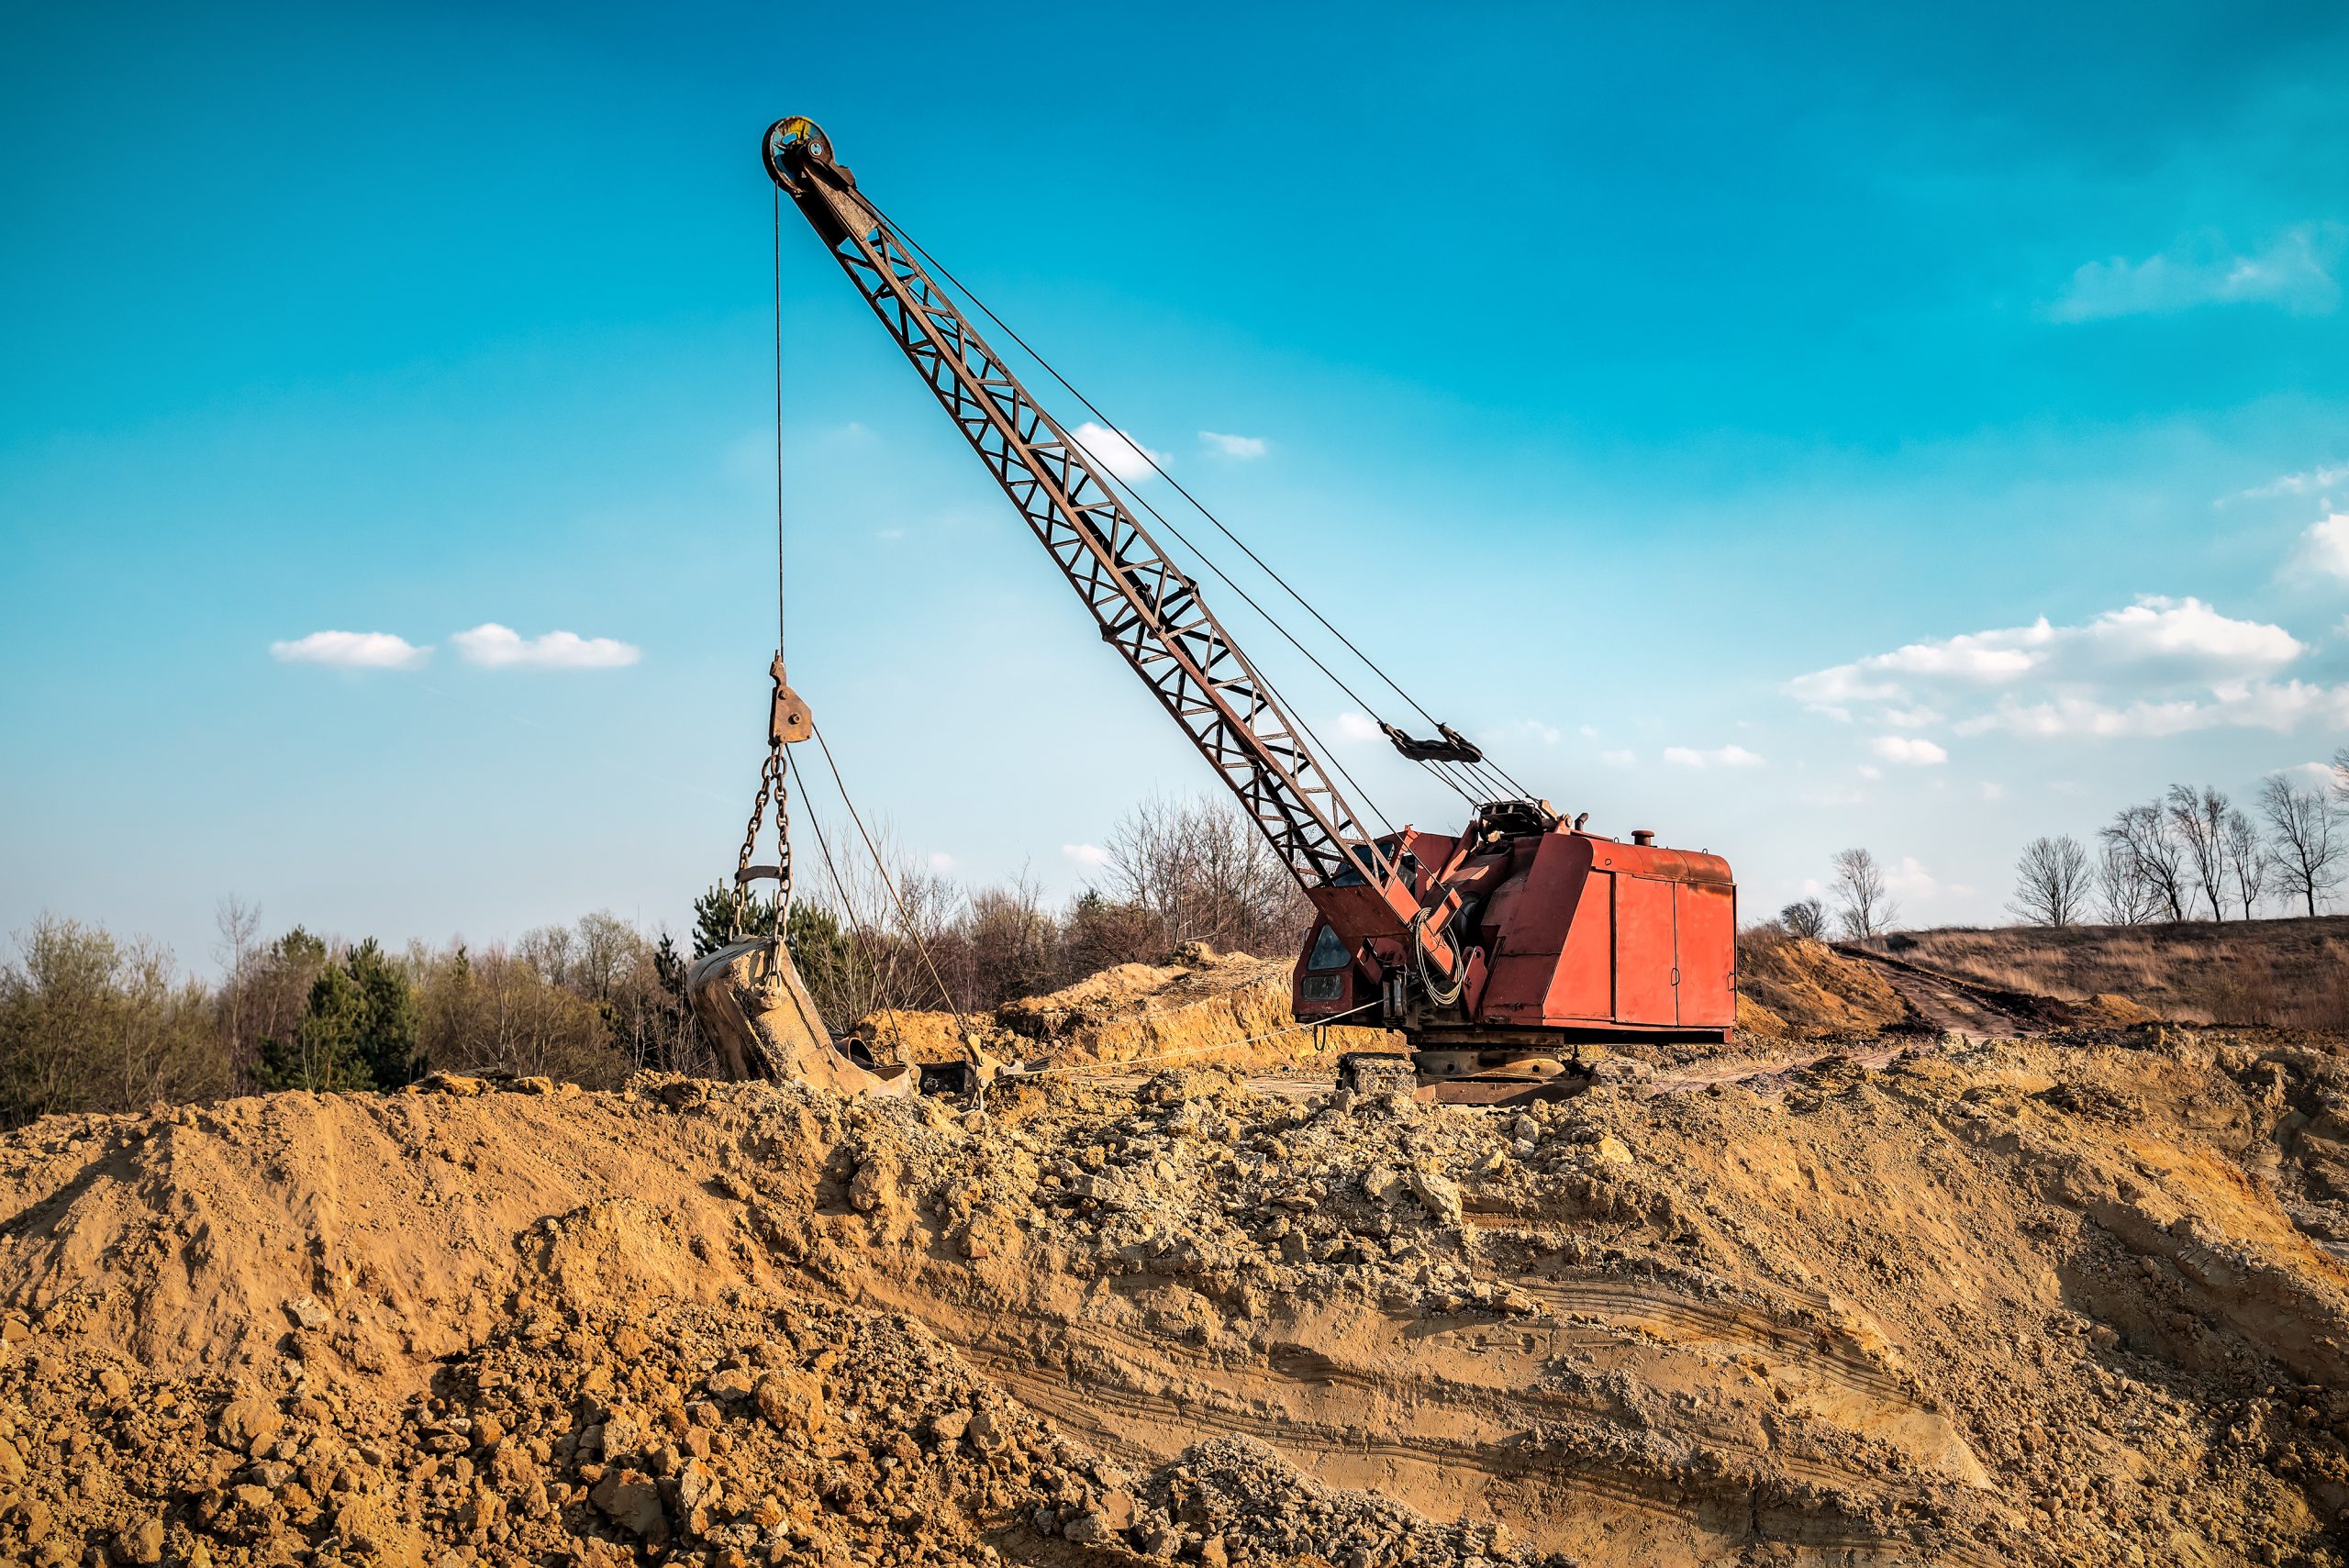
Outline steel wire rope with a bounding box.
[858,214,1453,828]
[800,718,986,1053]
[778,749,911,1059]
[879,212,1464,821]
[876,207,1538,806]
[774,190,788,661]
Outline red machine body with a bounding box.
[1295,817,1735,1050]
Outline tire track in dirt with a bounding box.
[1834,945,2052,1040]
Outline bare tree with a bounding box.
[1779,897,1829,940]
[2009,834,2089,927]
[1830,848,1898,939]
[2092,838,2156,925]
[1101,794,1309,957]
[2165,784,2231,919]
[2221,809,2268,919]
[960,872,1062,1006]
[2101,801,2188,920]
[2261,773,2345,917]
[211,895,262,1079]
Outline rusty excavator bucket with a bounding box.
[685,656,919,1096]
[686,937,918,1097]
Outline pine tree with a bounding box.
[346,938,425,1087]
[253,938,424,1092]
[256,962,375,1092]
[693,882,793,957]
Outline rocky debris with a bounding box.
[3,1019,2349,1566]
[1142,1436,1561,1568]
[875,947,1397,1072]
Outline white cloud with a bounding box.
[1504,718,1562,745]
[2051,223,2343,322]
[1979,781,2006,802]
[2234,463,2349,502]
[1869,735,1948,766]
[1069,421,1165,483]
[1198,430,1268,459]
[1953,679,2349,740]
[1662,744,1764,770]
[2278,762,2336,790]
[1856,763,1883,781]
[1787,595,2327,741]
[269,630,429,670]
[927,851,956,872]
[1062,843,1110,869]
[2299,515,2349,581]
[1883,856,1938,898]
[451,624,640,670]
[1333,711,1382,743]
[1598,749,1637,768]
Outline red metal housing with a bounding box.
[1294,822,1735,1047]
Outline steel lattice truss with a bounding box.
[789,163,1380,886]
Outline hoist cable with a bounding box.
[773,191,788,662]
[880,208,1535,805]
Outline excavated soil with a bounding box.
[7,1006,2349,1567]
[858,949,1398,1075]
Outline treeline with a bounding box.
[0,795,1308,1128]
[2009,751,2349,927]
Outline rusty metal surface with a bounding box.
[768,655,813,745]
[686,938,915,1097]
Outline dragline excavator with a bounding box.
[694,117,1737,1103]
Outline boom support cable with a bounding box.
[879,210,1538,806]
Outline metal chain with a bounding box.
[729,740,793,943]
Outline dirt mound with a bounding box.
[1860,917,2349,1031]
[7,1022,2349,1565]
[863,947,1397,1073]
[1733,929,1910,1039]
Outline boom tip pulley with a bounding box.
[763,116,831,193]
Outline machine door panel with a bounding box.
[1613,875,1678,1024]
[1675,882,1736,1028]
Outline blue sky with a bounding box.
[5,1,2346,969]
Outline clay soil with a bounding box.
[6,951,2349,1567]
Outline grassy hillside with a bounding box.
[1854,916,2349,1031]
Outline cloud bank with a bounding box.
[2052,223,2343,321]
[1788,595,2343,739]
[1663,743,1764,770]
[1069,421,1165,483]
[1199,430,1268,459]
[451,624,640,670]
[269,631,430,670]
[2300,515,2349,581]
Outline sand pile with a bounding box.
[863,946,1397,1074]
[1732,929,1910,1040]
[6,1015,2349,1565]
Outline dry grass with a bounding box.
[1854,916,2349,1030]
